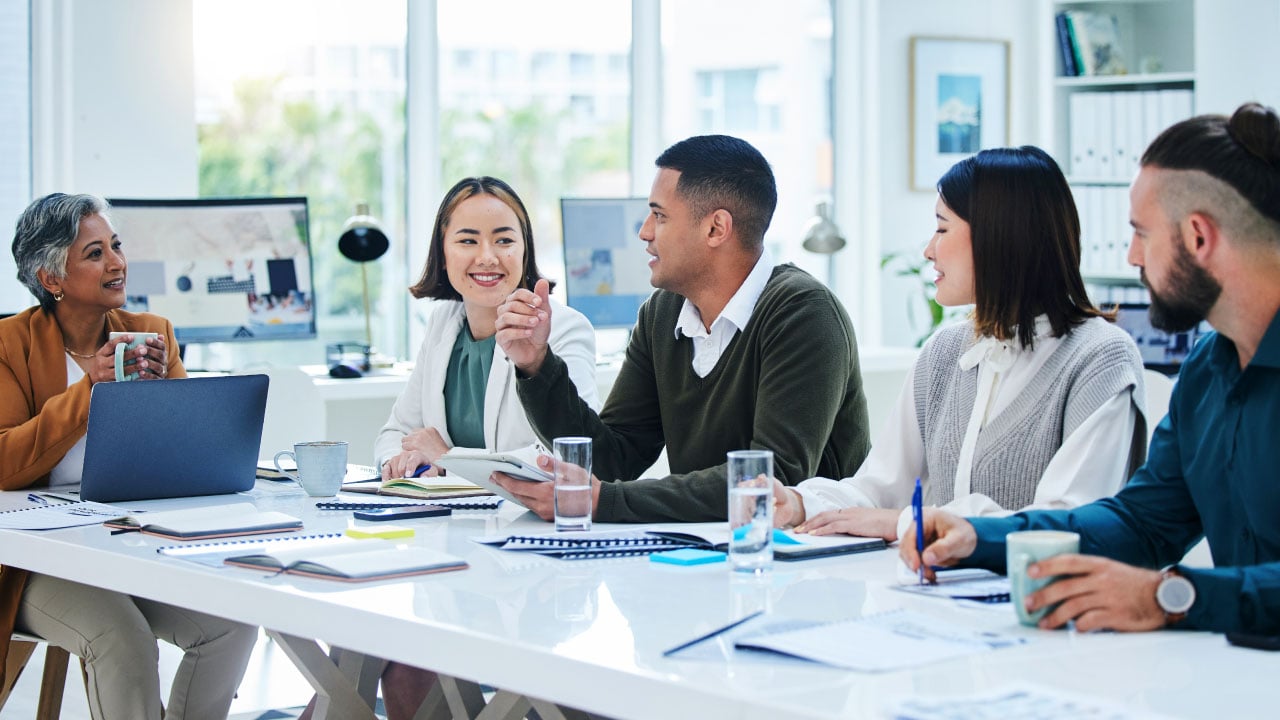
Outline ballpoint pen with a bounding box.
[913,477,925,586]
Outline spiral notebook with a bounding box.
[473,529,690,559]
[0,500,125,530]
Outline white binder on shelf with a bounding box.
[1093,92,1115,181]
[1070,93,1095,178]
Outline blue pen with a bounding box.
[409,464,431,478]
[912,477,925,585]
[26,493,49,506]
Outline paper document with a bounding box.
[894,569,1011,603]
[890,683,1164,719]
[734,609,1028,672]
[0,500,125,530]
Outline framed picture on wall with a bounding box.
[909,36,1010,191]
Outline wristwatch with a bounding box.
[1156,566,1196,625]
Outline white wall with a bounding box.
[1194,0,1280,115]
[874,0,1040,347]
[32,0,197,198]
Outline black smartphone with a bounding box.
[1226,632,1280,651]
[353,505,452,521]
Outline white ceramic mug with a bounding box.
[273,441,348,497]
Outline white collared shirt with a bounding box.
[795,315,1137,537]
[50,355,87,487]
[674,249,774,378]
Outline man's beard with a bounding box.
[1143,230,1222,332]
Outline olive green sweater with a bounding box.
[517,264,870,522]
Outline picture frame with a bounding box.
[909,36,1010,191]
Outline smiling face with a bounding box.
[638,168,705,295]
[924,196,976,307]
[441,194,526,310]
[44,212,127,314]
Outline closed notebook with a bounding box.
[474,529,689,559]
[103,503,303,540]
[223,542,467,582]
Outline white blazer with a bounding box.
[374,298,600,466]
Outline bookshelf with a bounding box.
[1042,0,1194,299]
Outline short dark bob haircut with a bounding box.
[937,145,1111,349]
[409,176,554,300]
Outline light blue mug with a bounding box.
[110,332,159,382]
[1007,530,1080,626]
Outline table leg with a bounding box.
[265,630,379,720]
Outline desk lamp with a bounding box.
[801,200,845,287]
[333,202,389,377]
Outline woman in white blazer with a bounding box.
[304,177,599,720]
[375,176,600,480]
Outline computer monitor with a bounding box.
[108,197,317,344]
[560,197,654,329]
[1113,303,1210,375]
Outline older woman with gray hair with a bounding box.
[0,193,256,719]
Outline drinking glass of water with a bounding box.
[553,436,593,532]
[727,449,774,573]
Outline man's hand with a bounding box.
[496,279,552,375]
[898,508,978,582]
[1024,555,1166,632]
[401,427,450,464]
[491,457,603,523]
[771,479,805,528]
[795,507,902,541]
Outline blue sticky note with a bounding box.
[650,548,727,566]
[772,529,804,545]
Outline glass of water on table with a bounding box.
[727,449,774,573]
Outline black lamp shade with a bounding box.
[338,225,389,263]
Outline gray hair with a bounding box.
[12,193,110,311]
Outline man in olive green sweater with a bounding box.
[494,135,870,522]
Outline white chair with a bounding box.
[259,366,328,459]
[1143,368,1175,444]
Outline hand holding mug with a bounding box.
[109,332,166,382]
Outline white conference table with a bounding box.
[0,484,1268,719]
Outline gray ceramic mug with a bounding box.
[274,441,348,497]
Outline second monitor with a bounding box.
[560,197,654,330]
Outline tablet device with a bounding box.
[434,451,551,508]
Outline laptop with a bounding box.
[79,374,269,503]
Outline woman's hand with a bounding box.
[401,427,450,464]
[133,334,168,381]
[795,507,902,541]
[382,450,434,481]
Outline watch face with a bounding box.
[1159,575,1195,614]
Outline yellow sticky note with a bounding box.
[345,525,415,540]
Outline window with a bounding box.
[661,0,833,281]
[0,0,30,314]
[193,0,408,364]
[437,0,632,290]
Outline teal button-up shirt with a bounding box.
[966,309,1280,633]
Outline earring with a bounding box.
[52,290,64,302]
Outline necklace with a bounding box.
[64,347,95,359]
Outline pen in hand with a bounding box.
[912,477,925,586]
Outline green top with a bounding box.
[444,321,495,449]
[516,264,871,523]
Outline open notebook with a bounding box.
[158,533,467,581]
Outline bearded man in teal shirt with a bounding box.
[903,102,1280,635]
